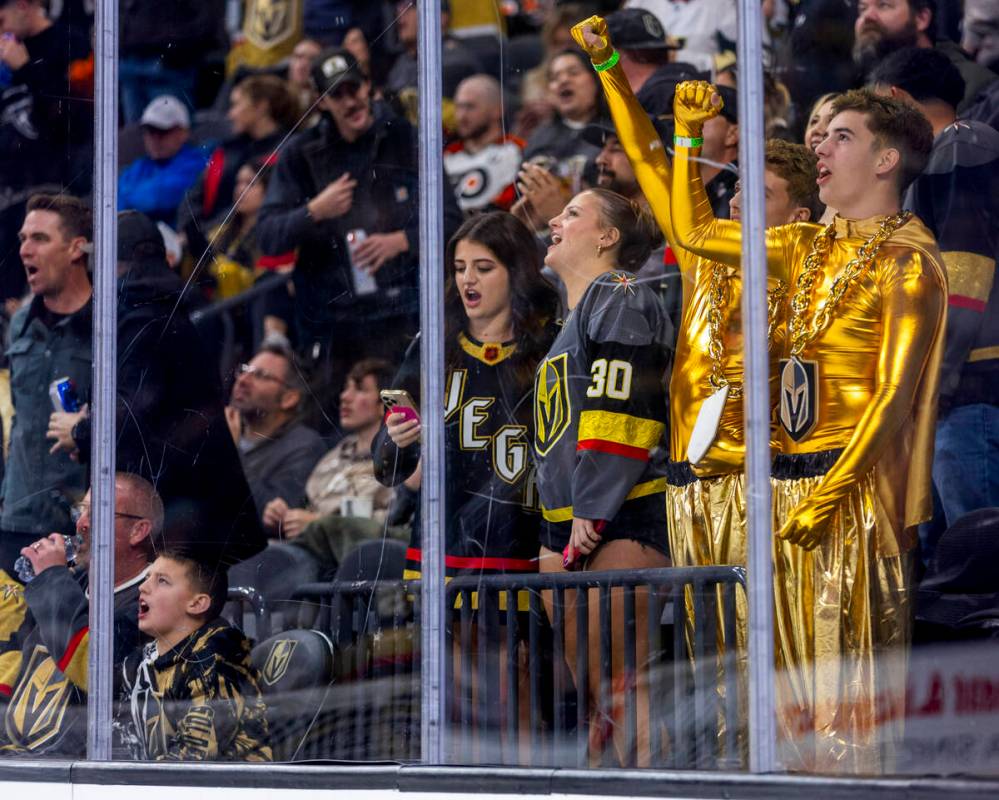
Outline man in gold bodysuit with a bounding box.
[670,81,946,774]
[570,18,822,761]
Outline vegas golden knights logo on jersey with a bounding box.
[245,0,299,49]
[6,645,72,750]
[534,353,571,455]
[779,357,819,442]
[261,639,298,686]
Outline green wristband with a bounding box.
[673,135,704,148]
[593,50,620,72]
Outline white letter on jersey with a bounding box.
[444,370,467,420]
[493,425,527,483]
[461,398,494,449]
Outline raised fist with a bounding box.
[571,16,614,65]
[673,80,723,136]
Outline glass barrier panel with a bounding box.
[0,0,97,761]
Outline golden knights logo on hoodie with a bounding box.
[6,645,72,751]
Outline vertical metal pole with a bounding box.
[735,0,777,774]
[87,0,118,762]
[417,0,447,766]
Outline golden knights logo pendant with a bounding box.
[779,356,819,442]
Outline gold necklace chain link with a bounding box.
[788,211,912,357]
[705,262,787,400]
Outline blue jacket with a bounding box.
[118,143,209,226]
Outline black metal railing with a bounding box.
[277,565,744,767]
[227,584,272,641]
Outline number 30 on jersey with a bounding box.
[587,358,633,400]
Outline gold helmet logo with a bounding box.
[7,646,72,750]
[246,0,299,49]
[534,353,571,455]
[262,639,299,686]
[779,357,819,442]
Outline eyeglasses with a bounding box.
[236,363,289,387]
[71,503,147,523]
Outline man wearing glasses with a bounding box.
[226,343,326,528]
[0,473,159,756]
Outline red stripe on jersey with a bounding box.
[407,548,537,572]
[0,683,11,697]
[202,147,225,217]
[577,438,650,461]
[663,246,678,266]
[949,294,987,312]
[257,252,296,270]
[57,626,89,673]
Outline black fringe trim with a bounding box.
[771,449,844,480]
[665,459,699,487]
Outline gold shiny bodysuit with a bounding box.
[590,51,818,763]
[671,131,947,774]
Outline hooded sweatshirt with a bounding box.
[119,619,271,761]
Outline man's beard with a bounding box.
[852,18,920,76]
[459,119,494,143]
[597,171,639,198]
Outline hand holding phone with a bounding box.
[381,389,422,448]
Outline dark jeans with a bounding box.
[920,403,999,564]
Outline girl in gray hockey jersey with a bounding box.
[534,187,673,765]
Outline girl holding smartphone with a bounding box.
[374,211,559,595]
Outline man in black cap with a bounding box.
[604,7,699,102]
[48,210,266,566]
[257,48,462,430]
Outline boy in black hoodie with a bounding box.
[120,552,271,761]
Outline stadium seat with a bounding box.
[250,628,336,760]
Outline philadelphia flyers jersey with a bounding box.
[533,271,673,553]
[374,332,547,582]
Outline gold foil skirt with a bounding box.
[667,472,748,765]
[772,472,914,775]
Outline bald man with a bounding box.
[444,74,526,212]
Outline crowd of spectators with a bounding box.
[0,0,994,765]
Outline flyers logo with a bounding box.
[7,646,71,750]
[262,639,298,686]
[534,353,571,455]
[246,0,299,49]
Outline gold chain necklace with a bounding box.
[787,211,911,357]
[778,210,911,442]
[705,261,787,400]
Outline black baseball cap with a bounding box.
[313,47,366,94]
[606,8,682,51]
[117,210,166,265]
[714,84,739,124]
[582,116,673,149]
